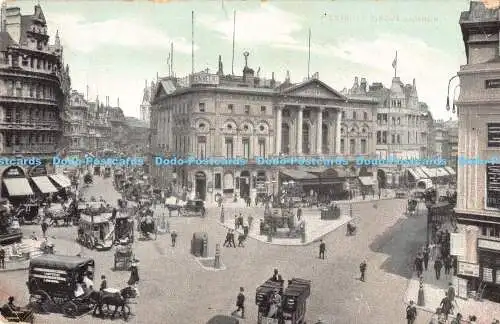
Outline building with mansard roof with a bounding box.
[150,53,378,203]
[0,3,70,161]
[344,76,433,187]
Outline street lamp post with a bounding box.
[446,75,459,113]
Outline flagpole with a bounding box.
[231,10,236,75]
[394,51,397,78]
[191,11,195,75]
[307,28,311,79]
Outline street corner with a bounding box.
[193,256,227,271]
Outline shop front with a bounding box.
[1,166,34,205]
[477,238,500,301]
[28,165,58,197]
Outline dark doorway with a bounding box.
[240,170,250,198]
[195,171,207,200]
[281,123,290,154]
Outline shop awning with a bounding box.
[3,178,33,196]
[418,166,434,178]
[280,169,317,180]
[359,176,375,186]
[445,166,456,175]
[406,168,421,181]
[49,174,72,187]
[436,167,450,177]
[31,176,58,194]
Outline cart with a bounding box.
[77,213,114,250]
[114,245,133,271]
[179,199,206,217]
[114,212,134,245]
[27,255,97,317]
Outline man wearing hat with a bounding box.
[231,287,245,318]
[128,259,140,296]
[267,288,282,318]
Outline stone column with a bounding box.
[276,106,282,154]
[335,110,342,154]
[316,106,324,154]
[297,106,304,155]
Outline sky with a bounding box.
[10,0,474,120]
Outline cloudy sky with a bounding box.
[13,0,471,119]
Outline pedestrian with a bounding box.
[319,239,326,259]
[451,313,463,324]
[414,255,423,278]
[0,248,5,269]
[99,275,107,291]
[297,207,302,221]
[170,230,177,247]
[234,215,239,230]
[223,230,231,247]
[447,282,458,309]
[439,292,452,320]
[359,260,367,282]
[405,300,417,324]
[270,268,283,282]
[231,287,245,318]
[230,230,236,248]
[128,259,140,289]
[434,258,443,280]
[444,256,452,276]
[41,220,48,238]
[423,245,430,271]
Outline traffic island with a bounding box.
[218,207,351,246]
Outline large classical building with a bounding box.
[452,1,500,301]
[0,3,70,160]
[150,54,380,202]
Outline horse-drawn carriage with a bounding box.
[114,212,134,245]
[256,278,311,324]
[114,244,133,271]
[138,211,157,240]
[407,190,424,216]
[179,199,205,217]
[44,204,72,226]
[16,203,40,224]
[77,214,114,250]
[27,255,97,316]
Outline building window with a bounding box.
[322,111,329,119]
[227,104,233,112]
[282,109,291,118]
[397,134,401,144]
[391,134,395,144]
[382,131,387,144]
[340,139,345,153]
[341,111,345,120]
[197,136,206,159]
[349,139,355,154]
[244,105,250,115]
[352,112,357,120]
[242,138,250,159]
[361,139,367,154]
[198,103,205,112]
[214,173,222,189]
[363,112,368,120]
[303,110,310,119]
[397,117,401,125]
[225,138,234,158]
[261,106,266,114]
[258,138,266,157]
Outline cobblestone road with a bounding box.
[0,176,435,323]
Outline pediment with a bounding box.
[282,79,346,101]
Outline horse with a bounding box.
[91,286,135,320]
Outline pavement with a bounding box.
[218,206,351,246]
[405,263,500,322]
[0,177,457,324]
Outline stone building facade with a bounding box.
[140,79,154,126]
[64,90,89,156]
[452,1,500,299]
[151,55,352,203]
[0,4,70,160]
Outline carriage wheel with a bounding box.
[29,291,51,313]
[62,301,78,317]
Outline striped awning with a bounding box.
[32,176,58,194]
[445,166,456,175]
[406,168,422,181]
[3,178,33,196]
[49,174,72,187]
